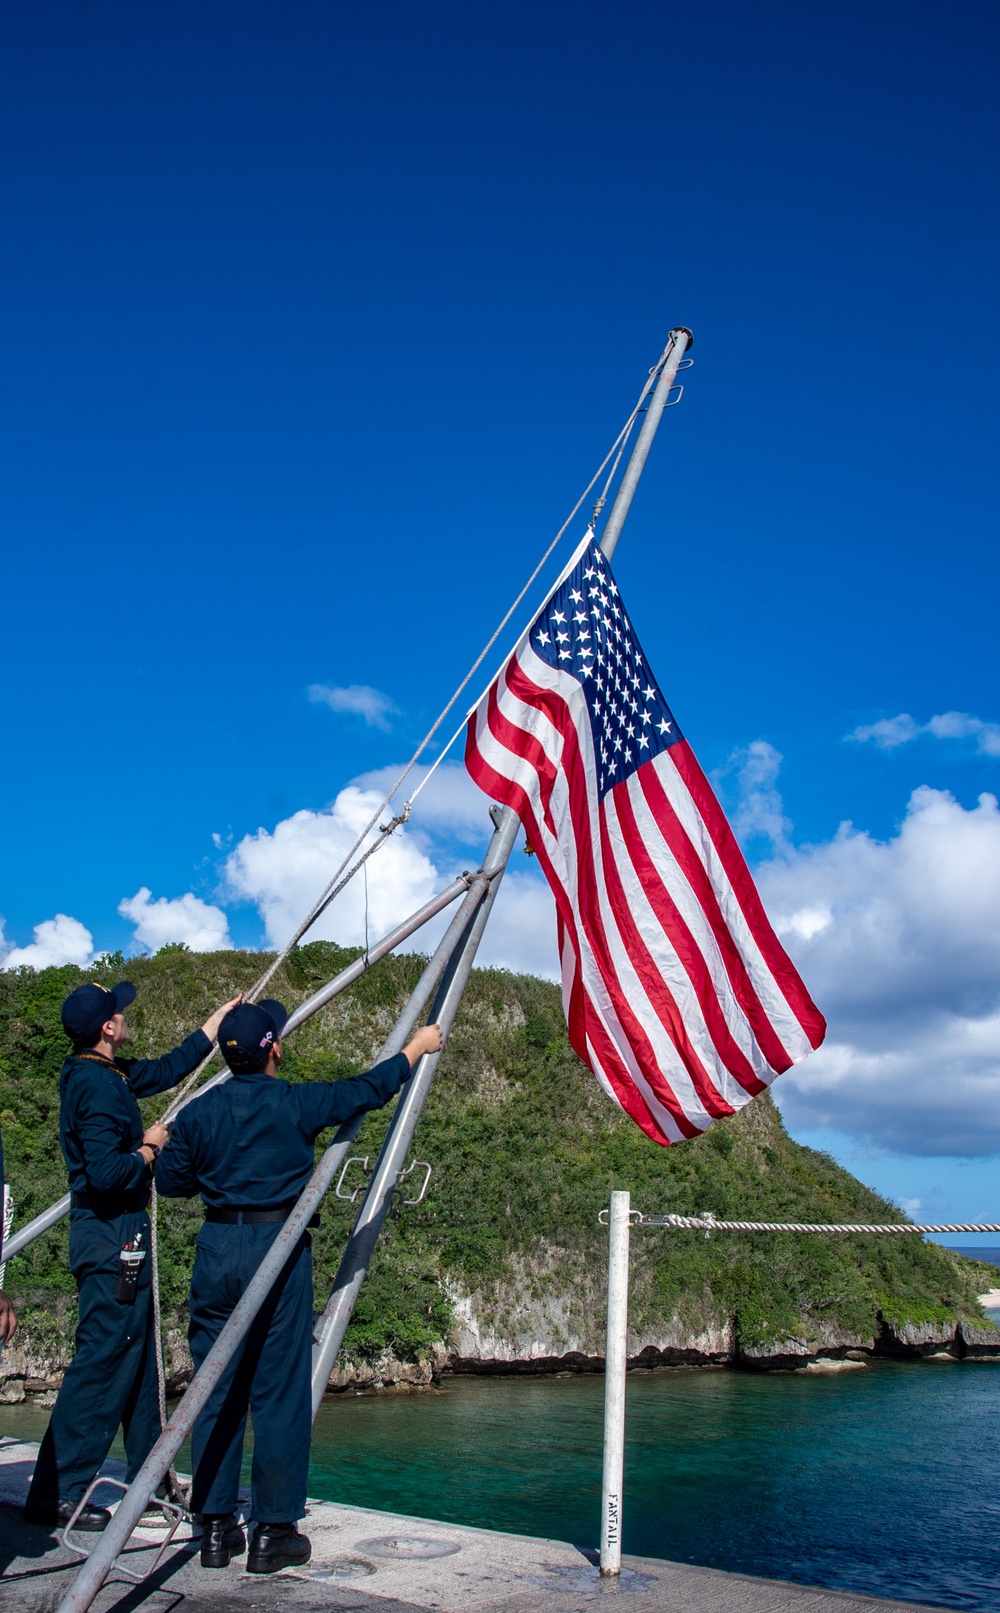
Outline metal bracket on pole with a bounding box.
[396,1159,432,1206]
[335,1157,371,1203]
[60,1477,184,1584]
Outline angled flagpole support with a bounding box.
[52,326,692,1613]
[4,875,475,1264]
[310,807,516,1407]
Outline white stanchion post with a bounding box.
[600,1189,631,1575]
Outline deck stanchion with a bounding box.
[600,1189,631,1576]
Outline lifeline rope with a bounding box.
[635,1214,1000,1235]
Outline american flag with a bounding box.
[465,533,826,1146]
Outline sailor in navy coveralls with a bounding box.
[155,999,442,1575]
[24,979,241,1533]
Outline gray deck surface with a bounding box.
[0,1436,952,1613]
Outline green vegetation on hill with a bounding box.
[0,944,992,1365]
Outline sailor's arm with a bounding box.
[125,994,244,1099]
[76,1086,158,1193]
[152,1115,198,1198]
[305,1025,444,1133]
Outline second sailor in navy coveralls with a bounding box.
[24,979,242,1533]
[156,1000,442,1575]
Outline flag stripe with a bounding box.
[670,742,826,1049]
[629,761,798,1074]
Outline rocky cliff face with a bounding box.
[3,1297,996,1406]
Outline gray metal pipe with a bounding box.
[53,1135,361,1613]
[4,876,473,1262]
[4,1194,72,1263]
[599,328,692,561]
[163,873,474,1123]
[310,812,516,1410]
[53,871,493,1613]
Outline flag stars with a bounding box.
[521,546,680,797]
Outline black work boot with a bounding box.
[23,1497,111,1532]
[200,1512,247,1569]
[247,1521,311,1574]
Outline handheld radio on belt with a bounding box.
[115,1228,146,1305]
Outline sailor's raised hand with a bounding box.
[402,1023,444,1068]
[200,994,245,1045]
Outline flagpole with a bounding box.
[599,328,692,561]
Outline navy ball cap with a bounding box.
[218,999,289,1068]
[62,980,137,1042]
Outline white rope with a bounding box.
[408,351,671,807]
[148,1186,190,1511]
[636,1214,1000,1235]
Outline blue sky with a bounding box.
[1,0,999,1228]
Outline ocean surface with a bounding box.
[5,1359,1000,1611]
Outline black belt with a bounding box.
[204,1205,319,1227]
[72,1190,150,1213]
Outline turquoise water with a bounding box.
[308,1365,1000,1612]
[5,1363,1000,1610]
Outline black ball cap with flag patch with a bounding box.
[218,1000,289,1069]
[61,980,137,1043]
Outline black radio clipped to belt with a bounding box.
[115,1229,146,1305]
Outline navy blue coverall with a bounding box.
[155,1053,411,1523]
[26,1032,211,1510]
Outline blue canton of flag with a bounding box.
[526,538,683,799]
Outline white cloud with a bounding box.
[118,888,232,954]
[717,740,792,853]
[221,763,562,979]
[474,867,559,980]
[1,913,96,970]
[308,683,399,732]
[351,761,495,845]
[849,710,1000,757]
[757,783,1000,1156]
[224,785,440,950]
